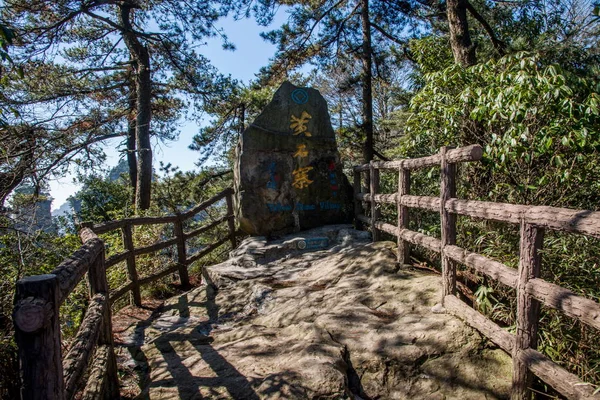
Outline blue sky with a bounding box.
[49,12,288,211]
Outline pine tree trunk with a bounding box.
[360,0,374,165]
[127,76,137,201]
[446,0,477,67]
[120,3,152,211]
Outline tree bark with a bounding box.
[446,0,477,66]
[120,3,152,211]
[360,0,374,165]
[127,74,137,201]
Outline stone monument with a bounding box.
[234,81,352,236]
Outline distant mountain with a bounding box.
[107,159,130,182]
[52,201,73,217]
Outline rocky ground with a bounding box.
[113,225,512,399]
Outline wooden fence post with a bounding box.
[512,222,544,400]
[353,169,363,230]
[370,161,381,241]
[440,146,457,302]
[397,167,411,265]
[13,274,65,400]
[174,217,190,288]
[225,190,237,248]
[121,224,142,306]
[88,250,119,399]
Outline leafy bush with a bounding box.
[389,51,600,386]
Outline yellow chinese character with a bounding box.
[290,111,312,137]
[293,144,309,159]
[292,166,314,189]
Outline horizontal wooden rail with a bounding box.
[519,348,600,399]
[133,237,179,257]
[187,235,232,265]
[14,228,119,400]
[87,188,238,306]
[109,281,135,305]
[89,188,234,234]
[359,214,518,287]
[526,279,600,331]
[444,295,514,353]
[105,251,129,269]
[185,215,231,240]
[51,238,104,305]
[179,188,234,220]
[444,245,517,288]
[16,188,237,399]
[354,144,483,172]
[138,264,180,287]
[357,193,600,238]
[91,215,177,234]
[446,199,600,238]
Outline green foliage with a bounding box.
[390,49,600,387]
[0,223,81,398]
[70,175,133,224]
[404,52,600,206]
[190,83,276,165]
[408,36,453,75]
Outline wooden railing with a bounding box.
[353,145,600,400]
[13,228,119,400]
[12,187,236,399]
[86,187,237,307]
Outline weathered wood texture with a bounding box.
[91,215,176,234]
[512,223,544,400]
[122,224,142,306]
[444,295,514,353]
[85,236,119,399]
[444,245,517,288]
[184,215,230,240]
[80,345,110,400]
[354,144,483,171]
[174,218,190,288]
[16,189,238,400]
[63,293,106,400]
[527,278,600,331]
[520,348,600,400]
[138,263,180,287]
[133,237,178,257]
[355,145,600,400]
[105,251,130,269]
[370,161,381,241]
[361,193,600,239]
[353,170,363,230]
[445,199,600,237]
[109,281,135,305]
[89,188,233,233]
[396,168,411,264]
[51,238,103,305]
[440,147,457,301]
[187,235,232,265]
[179,187,233,220]
[14,274,65,400]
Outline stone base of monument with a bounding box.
[119,225,513,399]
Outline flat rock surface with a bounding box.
[116,225,512,399]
